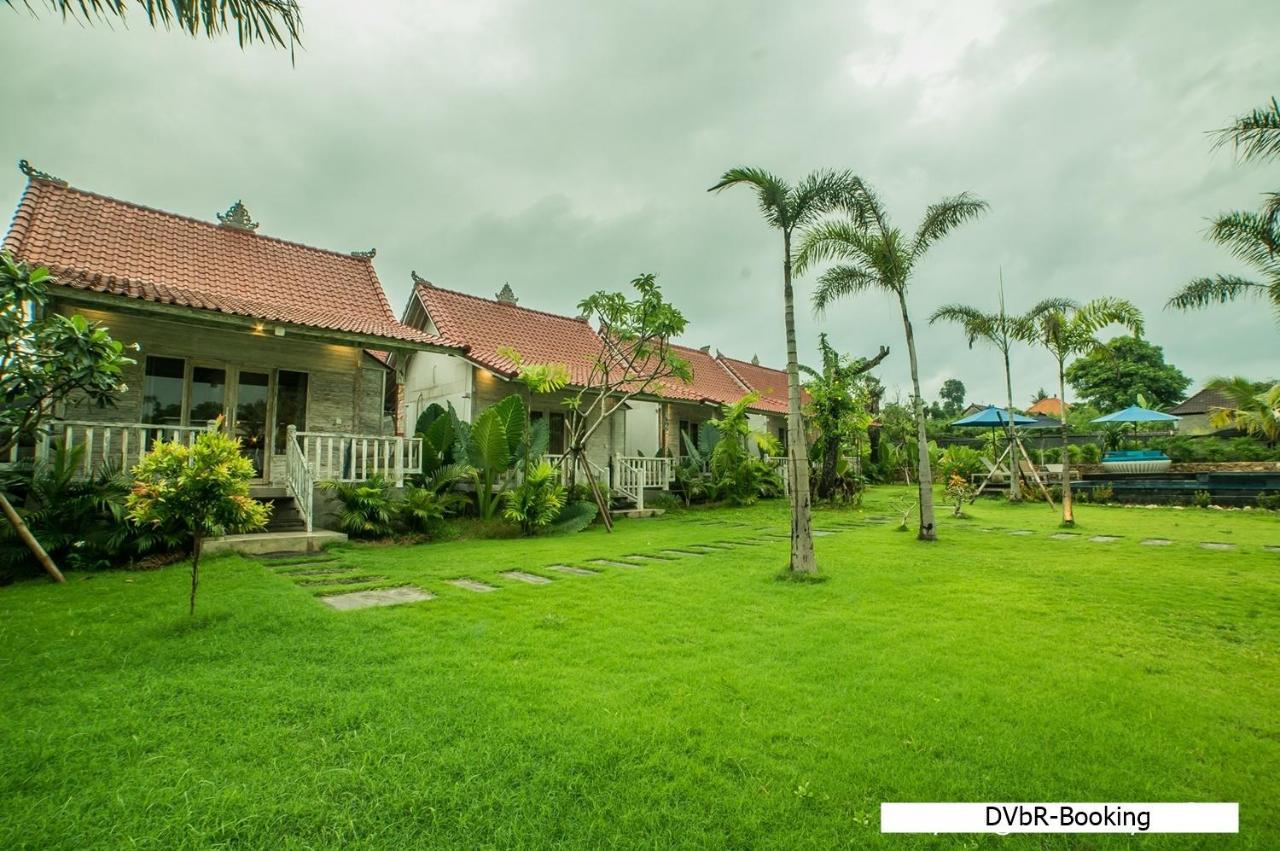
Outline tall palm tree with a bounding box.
[1018,298,1144,526]
[5,0,302,50]
[794,177,988,541]
[709,168,850,573]
[1169,98,1280,315]
[1205,376,1280,445]
[930,276,1070,501]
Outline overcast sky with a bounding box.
[2,0,1275,406]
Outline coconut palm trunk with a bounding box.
[898,293,936,540]
[1002,346,1023,502]
[1057,361,1074,525]
[782,231,817,571]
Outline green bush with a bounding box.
[1080,443,1102,464]
[502,461,567,534]
[320,477,397,539]
[1257,492,1280,510]
[1193,490,1213,509]
[1091,484,1114,503]
[937,445,984,481]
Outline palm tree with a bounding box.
[930,275,1071,501]
[794,177,988,541]
[1205,377,1280,445]
[5,0,302,50]
[709,168,850,573]
[1169,97,1280,315]
[1018,298,1144,526]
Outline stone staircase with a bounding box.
[201,486,346,557]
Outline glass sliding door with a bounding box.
[274,370,309,454]
[234,370,270,477]
[188,366,227,427]
[142,356,185,425]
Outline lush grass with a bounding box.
[2,488,1278,849]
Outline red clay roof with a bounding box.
[3,176,456,349]
[413,282,604,386]
[1027,397,1065,416]
[716,355,792,414]
[661,344,764,410]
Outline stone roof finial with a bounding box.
[751,354,760,365]
[217,200,258,232]
[18,159,67,186]
[411,270,432,287]
[496,282,517,305]
[350,248,376,259]
[699,345,711,354]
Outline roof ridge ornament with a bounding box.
[217,200,258,232]
[751,354,760,365]
[411,270,432,287]
[496,282,518,305]
[18,159,68,186]
[351,248,376,259]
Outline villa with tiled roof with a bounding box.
[399,278,790,466]
[3,162,462,534]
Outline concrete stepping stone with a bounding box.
[694,543,735,550]
[1199,542,1236,551]
[621,554,670,562]
[279,566,357,576]
[500,571,553,584]
[447,578,498,592]
[812,530,836,537]
[586,559,642,568]
[546,565,599,576]
[321,586,433,610]
[1009,530,1035,536]
[1089,535,1122,543]
[269,559,341,571]
[1049,533,1078,540]
[659,549,703,558]
[1141,538,1174,546]
[1263,545,1280,553]
[296,575,384,587]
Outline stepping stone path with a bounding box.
[500,571,553,585]
[1199,542,1236,551]
[1263,546,1280,553]
[321,586,433,611]
[1090,535,1122,543]
[587,559,641,568]
[1049,533,1078,540]
[296,575,384,587]
[279,567,356,576]
[1141,538,1174,546]
[812,530,836,538]
[547,565,599,576]
[447,578,498,592]
[1009,530,1035,536]
[660,549,704,558]
[621,554,670,562]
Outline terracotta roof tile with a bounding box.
[1027,397,1065,416]
[715,355,793,414]
[4,177,456,349]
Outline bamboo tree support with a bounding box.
[0,490,64,583]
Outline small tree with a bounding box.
[508,274,690,530]
[128,425,270,615]
[799,334,888,501]
[1,251,134,582]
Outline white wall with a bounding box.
[402,350,472,430]
[625,401,661,456]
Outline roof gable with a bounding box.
[1168,387,1233,415]
[4,176,453,348]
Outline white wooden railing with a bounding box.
[4,420,212,476]
[618,455,673,489]
[298,431,422,488]
[284,425,315,533]
[613,456,647,510]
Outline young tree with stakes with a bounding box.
[510,274,690,532]
[709,167,851,573]
[930,275,1071,501]
[795,177,988,541]
[1017,297,1144,526]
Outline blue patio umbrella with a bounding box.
[951,405,1039,428]
[1090,405,1178,424]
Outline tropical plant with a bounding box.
[4,0,303,50]
[502,461,568,534]
[399,464,471,534]
[454,395,527,519]
[709,168,856,571]
[930,276,1071,501]
[318,477,396,539]
[795,176,989,540]
[0,251,135,582]
[1205,377,1280,445]
[944,473,976,518]
[128,425,270,614]
[1017,298,1144,525]
[702,394,785,507]
[1169,98,1280,316]
[414,402,464,476]
[937,445,985,482]
[507,274,690,530]
[546,500,598,534]
[799,334,888,502]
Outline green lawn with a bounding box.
[2,488,1278,849]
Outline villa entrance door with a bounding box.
[233,370,271,479]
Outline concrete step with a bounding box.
[203,530,347,557]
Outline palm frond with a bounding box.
[707,166,789,229]
[1167,275,1272,310]
[928,304,996,348]
[789,169,854,228]
[792,219,873,275]
[1212,97,1280,163]
[6,0,303,49]
[812,265,880,314]
[1207,209,1280,269]
[841,176,892,237]
[1075,296,1145,338]
[911,193,990,260]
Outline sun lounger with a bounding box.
[1100,449,1172,474]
